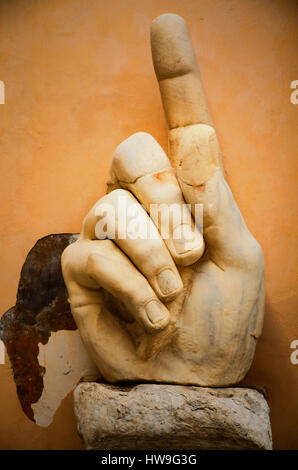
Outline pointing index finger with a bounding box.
[151,13,212,129]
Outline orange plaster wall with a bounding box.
[0,0,297,449]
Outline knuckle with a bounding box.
[111,132,170,183]
[169,124,220,186]
[237,237,264,272]
[247,240,264,271]
[61,241,78,267]
[94,188,130,212]
[86,251,104,276]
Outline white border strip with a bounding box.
[0,339,5,364]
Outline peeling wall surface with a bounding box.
[0,0,297,449]
[0,233,100,428]
[32,329,99,427]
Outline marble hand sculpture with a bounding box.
[62,14,265,386]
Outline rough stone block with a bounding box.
[73,382,272,450]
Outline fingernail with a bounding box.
[145,300,169,326]
[172,224,197,254]
[156,268,182,296]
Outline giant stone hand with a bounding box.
[61,14,265,386]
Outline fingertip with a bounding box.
[151,13,196,80]
[150,267,183,303]
[141,299,171,332]
[170,229,205,266]
[151,13,186,30]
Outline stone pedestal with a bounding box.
[73,383,272,450]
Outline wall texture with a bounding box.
[0,0,297,449]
